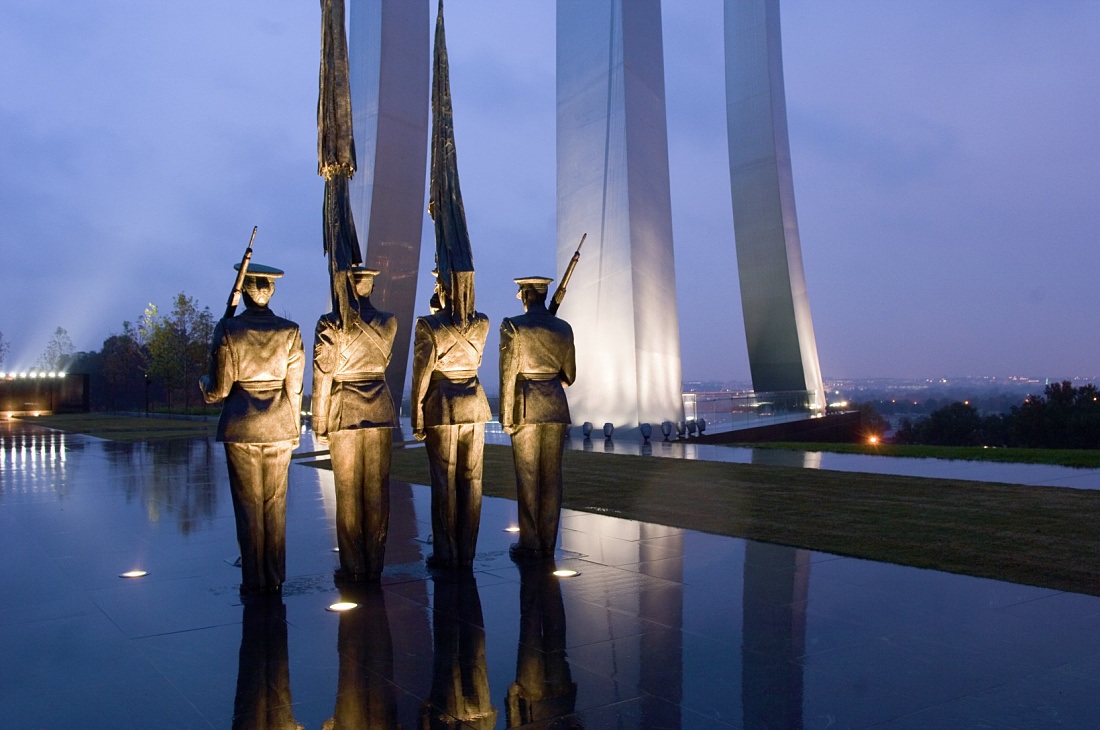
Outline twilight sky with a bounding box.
[1,1,1097,388]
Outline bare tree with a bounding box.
[37,326,74,371]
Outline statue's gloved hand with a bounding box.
[502,424,517,436]
[292,438,300,450]
[315,433,329,448]
[198,375,210,394]
[413,429,426,442]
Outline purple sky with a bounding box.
[1,1,1097,388]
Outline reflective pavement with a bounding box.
[3,418,1100,728]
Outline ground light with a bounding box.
[552,569,579,578]
[327,602,358,612]
[119,570,148,579]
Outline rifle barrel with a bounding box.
[549,233,586,315]
[225,226,258,319]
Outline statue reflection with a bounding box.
[420,573,497,729]
[507,562,578,727]
[232,597,303,730]
[323,584,398,730]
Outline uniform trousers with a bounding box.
[509,423,568,555]
[425,423,485,567]
[224,441,293,591]
[330,427,391,579]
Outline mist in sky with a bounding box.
[1,1,1097,387]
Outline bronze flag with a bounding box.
[318,0,362,324]
[429,0,477,326]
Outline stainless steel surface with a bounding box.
[556,0,684,429]
[724,0,825,411]
[349,0,430,408]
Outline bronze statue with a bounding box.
[499,277,576,561]
[313,267,398,583]
[200,263,304,596]
[410,271,491,569]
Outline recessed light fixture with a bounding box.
[119,570,148,579]
[552,569,579,578]
[503,526,520,533]
[327,601,358,612]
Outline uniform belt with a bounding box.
[518,373,558,382]
[237,379,282,391]
[333,373,385,383]
[430,370,477,381]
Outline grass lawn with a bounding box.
[14,413,216,442]
[738,441,1100,468]
[383,444,1100,597]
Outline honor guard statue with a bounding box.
[200,263,304,596]
[499,277,576,561]
[410,270,492,569]
[312,267,398,583]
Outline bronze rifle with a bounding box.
[548,233,586,316]
[224,226,258,319]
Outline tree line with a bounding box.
[893,381,1100,449]
[42,294,215,413]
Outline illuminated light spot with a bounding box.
[48,372,56,378]
[331,547,340,553]
[19,372,27,378]
[552,569,579,578]
[503,526,520,533]
[119,570,148,579]
[868,436,879,445]
[57,372,66,378]
[327,602,358,612]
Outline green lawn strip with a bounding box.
[736,441,1100,469]
[15,413,216,442]
[386,444,1100,596]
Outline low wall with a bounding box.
[694,410,863,445]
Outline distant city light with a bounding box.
[119,570,148,579]
[327,602,358,612]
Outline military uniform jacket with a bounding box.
[410,312,492,431]
[499,307,576,429]
[202,306,304,443]
[312,308,398,434]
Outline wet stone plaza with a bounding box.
[3,418,1100,728]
